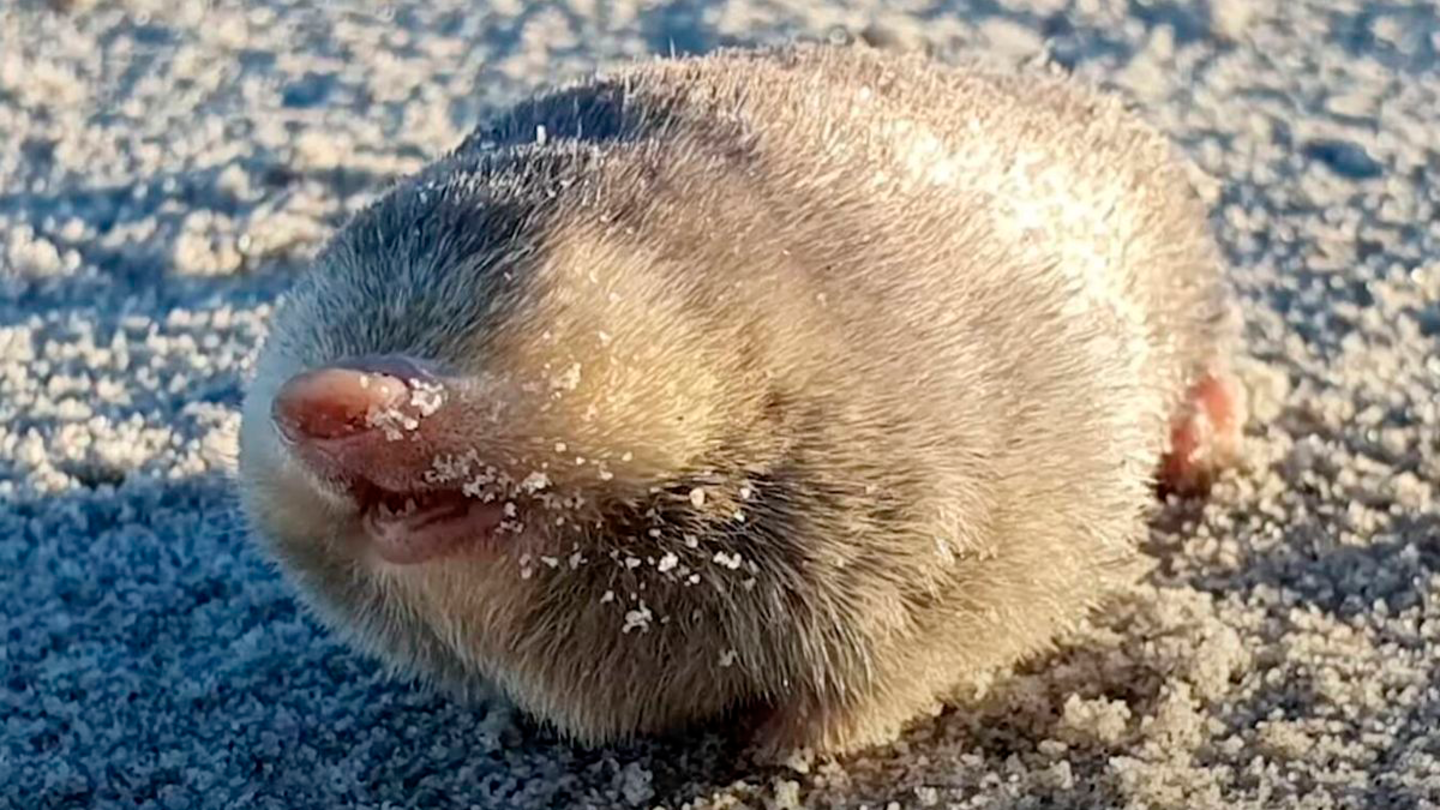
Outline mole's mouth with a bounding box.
[350,479,509,565]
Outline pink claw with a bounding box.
[1160,371,1247,495]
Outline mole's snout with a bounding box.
[271,355,444,445]
[266,354,508,565]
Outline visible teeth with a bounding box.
[403,498,417,515]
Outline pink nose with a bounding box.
[271,355,438,443]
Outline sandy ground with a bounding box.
[1,0,1438,807]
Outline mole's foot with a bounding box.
[1160,370,1247,496]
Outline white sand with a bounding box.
[1,0,1437,808]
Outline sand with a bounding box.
[1,0,1437,807]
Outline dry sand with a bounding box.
[1,0,1438,807]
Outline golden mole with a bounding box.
[237,43,1246,758]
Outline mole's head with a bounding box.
[237,149,815,736]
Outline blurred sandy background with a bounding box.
[1,0,1438,807]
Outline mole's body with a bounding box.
[237,44,1245,757]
